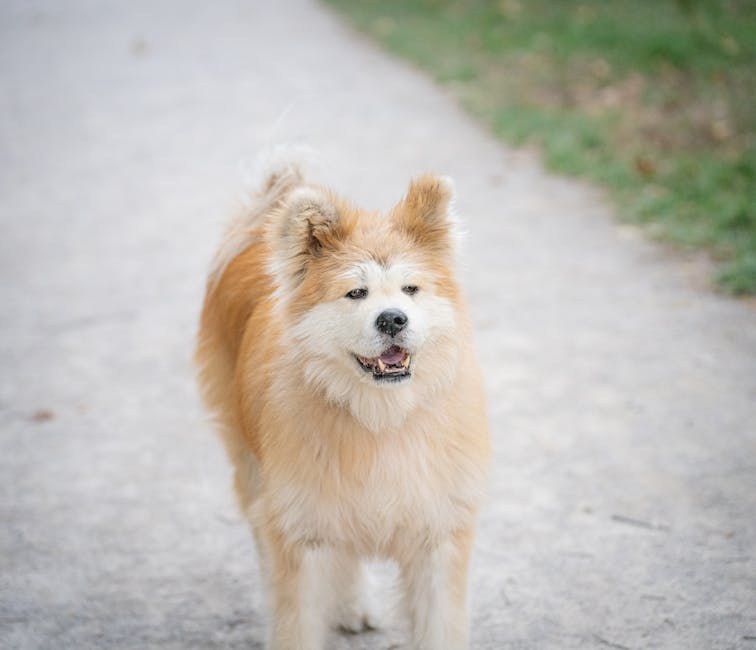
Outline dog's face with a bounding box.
[292,253,458,387]
[266,176,463,429]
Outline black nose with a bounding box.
[375,309,408,337]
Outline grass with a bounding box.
[324,0,756,294]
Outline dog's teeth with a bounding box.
[377,359,386,373]
[402,356,410,368]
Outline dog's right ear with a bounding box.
[267,186,347,287]
[391,175,458,256]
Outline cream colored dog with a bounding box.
[196,161,490,650]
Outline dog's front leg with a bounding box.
[399,527,474,650]
[258,527,329,650]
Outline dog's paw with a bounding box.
[335,599,381,634]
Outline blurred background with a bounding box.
[1,1,754,649]
[329,0,756,295]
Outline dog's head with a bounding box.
[266,175,464,430]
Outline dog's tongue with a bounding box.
[379,346,405,365]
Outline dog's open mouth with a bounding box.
[355,346,411,382]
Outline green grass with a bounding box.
[324,0,756,294]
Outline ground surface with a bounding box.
[1,1,754,649]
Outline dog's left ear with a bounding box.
[391,175,457,254]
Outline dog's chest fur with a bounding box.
[259,420,484,555]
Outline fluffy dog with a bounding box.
[196,162,490,650]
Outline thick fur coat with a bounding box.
[196,163,490,650]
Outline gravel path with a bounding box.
[1,1,755,648]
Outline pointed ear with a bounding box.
[392,175,457,253]
[286,187,345,254]
[267,186,346,286]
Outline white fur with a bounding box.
[401,540,469,649]
[287,259,458,432]
[249,538,382,650]
[436,175,467,263]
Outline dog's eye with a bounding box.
[402,285,419,296]
[345,288,368,300]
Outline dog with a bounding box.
[195,161,490,650]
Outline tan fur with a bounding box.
[196,166,490,650]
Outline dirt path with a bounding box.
[1,1,754,648]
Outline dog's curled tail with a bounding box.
[207,156,306,292]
